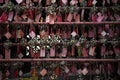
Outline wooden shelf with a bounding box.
[0,58,119,62]
[0,21,120,25]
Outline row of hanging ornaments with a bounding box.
[1,23,119,59]
[0,0,119,23]
[0,61,120,79]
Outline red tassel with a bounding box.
[57,15,62,22]
[29,9,34,20]
[0,12,8,22]
[88,0,92,6]
[14,69,19,78]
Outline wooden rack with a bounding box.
[0,58,119,62]
[0,21,120,25]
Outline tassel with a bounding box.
[0,12,8,22]
[82,48,88,57]
[26,0,30,8]
[71,65,77,74]
[67,12,73,22]
[50,47,55,57]
[35,9,42,22]
[8,11,14,21]
[54,67,60,76]
[77,46,82,57]
[57,15,62,22]
[14,69,19,78]
[81,9,85,21]
[75,14,80,22]
[91,13,97,21]
[35,13,42,22]
[61,48,67,57]
[89,46,96,56]
[71,46,74,57]
[40,47,46,57]
[88,0,92,6]
[101,45,106,57]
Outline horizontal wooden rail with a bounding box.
[0,58,119,62]
[0,21,120,25]
[0,41,119,46]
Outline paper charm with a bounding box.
[6,70,10,77]
[40,68,47,77]
[51,0,56,3]
[77,69,82,74]
[18,53,24,58]
[71,31,77,37]
[64,66,69,73]
[29,31,36,39]
[61,48,67,57]
[5,49,11,59]
[16,0,23,4]
[50,47,55,57]
[101,30,106,36]
[40,48,46,57]
[19,70,23,76]
[5,32,12,39]
[92,0,97,6]
[62,0,67,5]
[82,67,88,75]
